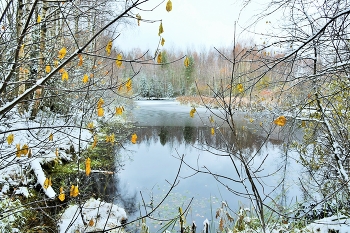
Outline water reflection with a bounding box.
[134,124,283,155]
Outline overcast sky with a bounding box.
[117,0,278,52]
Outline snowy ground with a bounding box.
[0,106,129,232]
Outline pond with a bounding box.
[117,100,301,231]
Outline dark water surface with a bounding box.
[117,100,300,231]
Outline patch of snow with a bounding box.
[305,215,350,233]
[58,198,127,233]
[14,187,29,198]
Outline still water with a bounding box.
[117,100,300,231]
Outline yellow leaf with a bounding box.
[157,52,162,64]
[62,71,69,81]
[97,107,104,117]
[28,149,32,158]
[72,185,79,197]
[126,78,132,92]
[158,22,164,36]
[7,134,14,145]
[136,13,141,26]
[78,54,83,66]
[106,40,112,56]
[16,144,21,157]
[85,158,91,176]
[37,15,41,23]
[184,57,190,67]
[161,37,165,46]
[70,185,74,196]
[48,176,52,186]
[116,53,122,67]
[189,107,196,118]
[116,106,123,115]
[274,116,286,126]
[58,192,65,202]
[21,144,29,155]
[82,74,89,83]
[89,219,95,227]
[45,65,51,73]
[54,59,58,67]
[131,133,137,144]
[211,128,215,135]
[166,0,172,12]
[43,177,49,189]
[49,133,53,141]
[236,83,244,93]
[58,47,67,59]
[55,148,59,157]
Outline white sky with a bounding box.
[117,0,278,52]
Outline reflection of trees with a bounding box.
[183,126,195,144]
[159,127,168,145]
[133,125,283,153]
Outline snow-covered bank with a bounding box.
[58,198,127,233]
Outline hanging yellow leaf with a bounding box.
[136,13,141,26]
[161,37,165,46]
[236,83,244,93]
[43,177,50,189]
[45,65,51,73]
[62,71,69,81]
[158,22,164,36]
[7,134,14,145]
[78,54,83,66]
[184,57,190,67]
[49,133,53,141]
[55,148,59,157]
[116,53,122,68]
[21,144,29,155]
[166,0,172,12]
[106,40,112,55]
[82,74,89,83]
[131,133,137,144]
[126,78,132,92]
[211,128,215,135]
[116,106,123,115]
[302,120,306,127]
[274,116,286,126]
[89,219,95,227]
[58,47,67,59]
[58,187,65,202]
[70,185,74,196]
[91,135,98,149]
[54,59,58,67]
[85,158,91,176]
[16,144,21,157]
[97,107,104,117]
[37,15,42,23]
[72,185,79,197]
[189,107,196,118]
[157,52,162,64]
